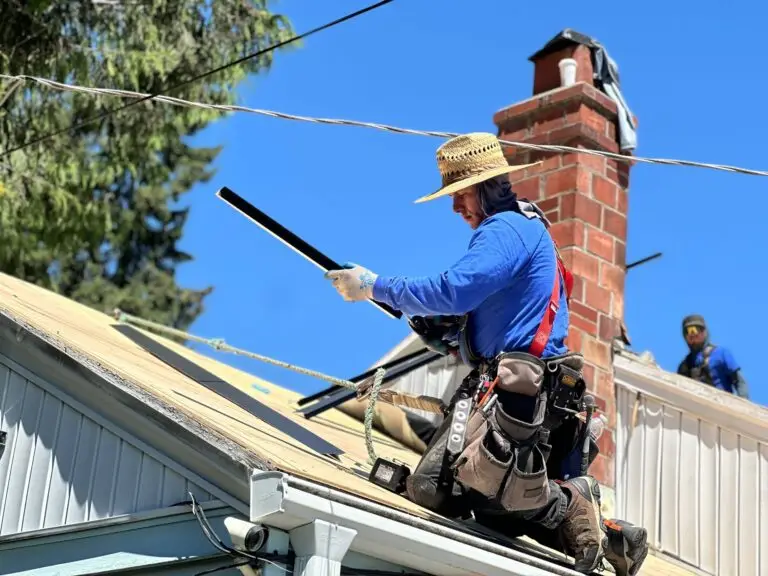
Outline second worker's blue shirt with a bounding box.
[683,346,741,394]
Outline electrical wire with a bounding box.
[0,0,396,160]
[189,493,243,557]
[4,72,768,177]
[187,491,294,575]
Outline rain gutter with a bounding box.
[250,471,584,576]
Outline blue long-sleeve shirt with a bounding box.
[678,346,750,398]
[372,211,569,359]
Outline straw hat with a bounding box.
[415,132,540,204]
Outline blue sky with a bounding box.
[175,0,767,408]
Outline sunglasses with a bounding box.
[684,325,704,337]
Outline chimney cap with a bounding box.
[528,28,596,61]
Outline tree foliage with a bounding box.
[0,0,295,329]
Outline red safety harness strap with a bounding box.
[528,247,573,358]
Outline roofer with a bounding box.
[325,132,648,575]
[677,314,750,399]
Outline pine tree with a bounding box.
[0,0,295,329]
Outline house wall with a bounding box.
[614,356,768,576]
[0,354,214,537]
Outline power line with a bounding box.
[5,72,768,178]
[0,0,395,160]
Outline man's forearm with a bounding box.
[373,274,471,316]
[373,263,507,317]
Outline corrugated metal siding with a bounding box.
[615,382,768,576]
[0,360,213,536]
[388,354,470,424]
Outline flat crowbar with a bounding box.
[216,186,402,320]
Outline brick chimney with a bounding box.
[492,30,633,499]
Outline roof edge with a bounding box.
[251,470,583,576]
[0,310,258,510]
[614,351,768,443]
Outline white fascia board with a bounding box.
[251,471,581,576]
[614,354,768,443]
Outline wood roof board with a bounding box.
[113,323,344,457]
[0,273,696,576]
[0,273,430,518]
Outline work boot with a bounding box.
[558,476,605,573]
[602,519,649,576]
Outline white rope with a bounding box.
[114,309,389,460]
[2,73,768,177]
[364,367,386,463]
[114,309,360,389]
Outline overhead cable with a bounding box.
[3,72,767,177]
[0,0,395,160]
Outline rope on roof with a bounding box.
[114,308,362,388]
[4,72,768,176]
[113,309,385,462]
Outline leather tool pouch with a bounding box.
[453,354,553,510]
[495,387,552,511]
[495,352,546,396]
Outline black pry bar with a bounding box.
[113,324,344,457]
[299,349,443,419]
[216,186,402,320]
[297,347,434,407]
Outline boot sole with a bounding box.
[602,521,649,576]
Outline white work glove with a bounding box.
[324,262,378,302]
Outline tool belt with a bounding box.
[447,350,586,512]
